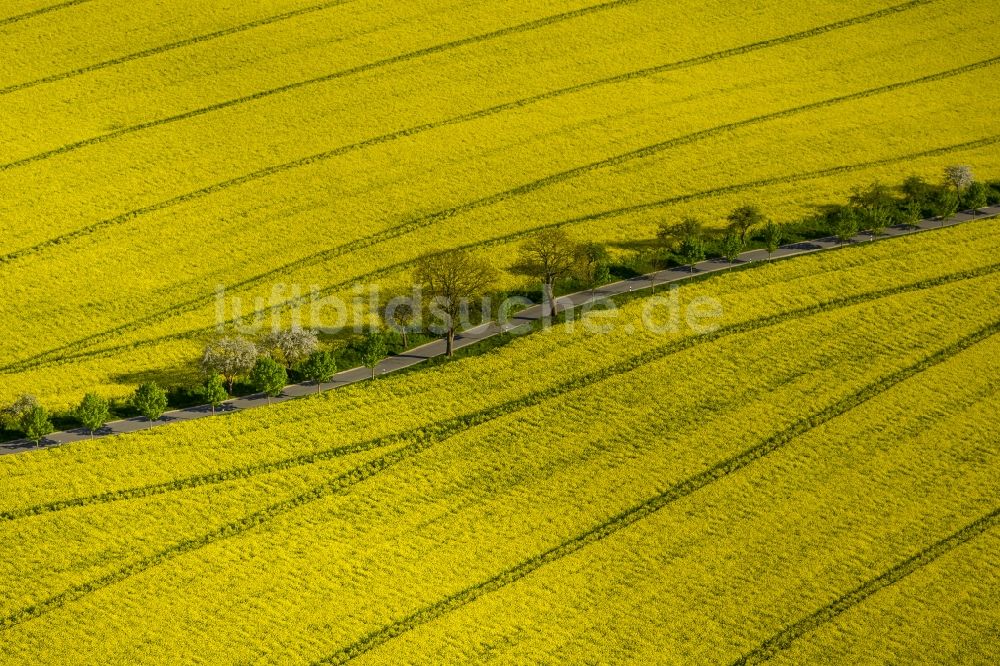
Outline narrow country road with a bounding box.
[2,205,997,454]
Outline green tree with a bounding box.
[721,232,744,266]
[360,330,388,379]
[679,236,705,273]
[22,405,53,447]
[75,393,110,437]
[933,189,960,226]
[900,175,934,205]
[726,205,765,245]
[199,374,229,414]
[830,207,860,243]
[518,228,578,319]
[249,356,287,404]
[850,182,895,240]
[574,241,610,290]
[762,220,783,260]
[385,296,417,349]
[655,221,674,248]
[593,261,612,288]
[989,182,1000,205]
[132,382,168,425]
[896,199,923,229]
[658,216,705,272]
[300,350,338,393]
[963,181,988,216]
[658,216,704,249]
[865,205,892,239]
[414,249,497,356]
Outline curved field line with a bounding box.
[472,135,1000,248]
[3,298,994,636]
[0,0,938,268]
[311,322,1000,664]
[0,0,355,96]
[0,0,642,173]
[0,0,90,27]
[1,262,995,524]
[0,276,740,628]
[6,134,999,378]
[0,436,435,632]
[1,4,952,366]
[204,135,1000,333]
[3,133,997,377]
[401,56,1000,243]
[3,84,993,381]
[732,506,1000,665]
[4,51,992,271]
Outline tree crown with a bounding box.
[132,382,168,421]
[22,405,53,444]
[263,329,318,367]
[76,393,110,433]
[414,250,496,320]
[249,356,287,397]
[301,350,338,384]
[202,337,258,379]
[518,228,578,281]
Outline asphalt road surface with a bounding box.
[2,205,997,454]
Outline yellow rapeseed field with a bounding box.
[0,224,998,662]
[1,0,999,407]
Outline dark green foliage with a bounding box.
[762,220,783,259]
[22,405,53,446]
[726,205,765,244]
[987,181,1000,205]
[900,174,935,205]
[300,350,338,393]
[850,182,896,238]
[518,228,578,319]
[414,249,497,356]
[721,232,744,264]
[658,216,704,250]
[75,393,110,436]
[932,189,960,224]
[679,236,706,272]
[249,356,287,402]
[593,261,612,286]
[199,374,229,413]
[360,330,389,379]
[574,241,611,288]
[963,181,988,213]
[132,382,168,423]
[2,394,38,432]
[3,263,996,523]
[385,297,417,349]
[829,207,860,243]
[895,199,923,229]
[658,216,706,271]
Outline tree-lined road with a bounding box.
[2,205,997,454]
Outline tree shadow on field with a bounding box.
[608,238,660,253]
[111,366,192,387]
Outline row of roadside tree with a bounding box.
[3,167,997,445]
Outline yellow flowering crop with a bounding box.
[0,226,998,661]
[1,0,999,407]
